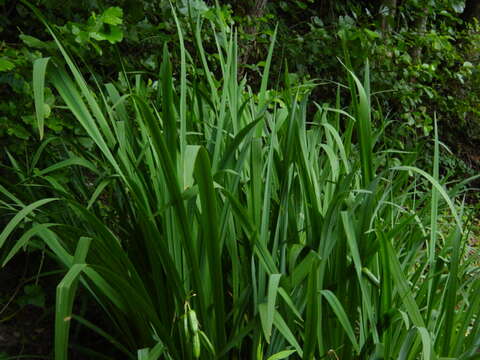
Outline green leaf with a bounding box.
[35,157,99,177]
[72,315,134,358]
[417,327,433,360]
[365,29,380,39]
[303,260,319,360]
[266,350,296,360]
[273,312,303,357]
[393,166,462,231]
[17,284,46,308]
[321,290,360,353]
[194,146,226,347]
[259,273,281,343]
[55,264,87,360]
[87,177,114,209]
[55,237,91,360]
[33,57,50,140]
[92,26,123,44]
[20,34,54,49]
[452,1,465,13]
[377,232,425,328]
[0,58,15,72]
[0,198,58,249]
[102,7,123,25]
[2,223,57,266]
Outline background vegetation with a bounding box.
[0,0,479,359]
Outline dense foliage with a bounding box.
[2,1,480,145]
[0,0,479,359]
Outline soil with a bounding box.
[0,251,53,358]
[0,251,122,360]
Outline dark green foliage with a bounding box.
[259,1,480,143]
[0,1,479,359]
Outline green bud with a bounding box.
[192,332,201,358]
[188,309,199,333]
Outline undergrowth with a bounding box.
[0,4,479,360]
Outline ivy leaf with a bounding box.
[142,54,157,70]
[17,284,45,308]
[111,28,124,43]
[102,7,123,26]
[7,123,30,139]
[0,58,15,72]
[365,29,380,39]
[179,0,209,16]
[295,0,307,9]
[451,0,465,13]
[94,26,123,44]
[71,25,91,44]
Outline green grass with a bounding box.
[1,5,479,359]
